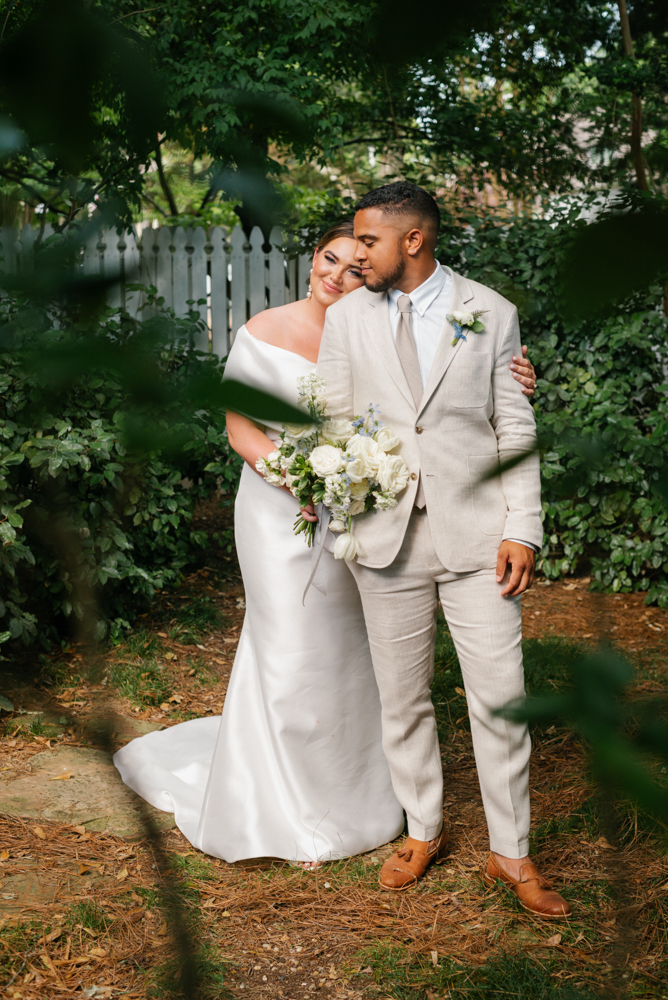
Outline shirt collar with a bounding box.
[388,263,444,317]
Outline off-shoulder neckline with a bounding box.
[236,324,316,366]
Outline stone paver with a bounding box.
[0,726,175,841]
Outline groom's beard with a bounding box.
[364,247,406,293]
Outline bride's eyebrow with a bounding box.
[325,250,339,261]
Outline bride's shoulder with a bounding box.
[245,302,304,347]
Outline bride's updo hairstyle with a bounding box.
[314,219,355,254]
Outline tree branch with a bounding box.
[616,0,649,192]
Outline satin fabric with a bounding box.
[114,326,404,863]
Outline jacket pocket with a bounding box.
[447,351,492,408]
[468,455,508,536]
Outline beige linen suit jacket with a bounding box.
[316,266,542,571]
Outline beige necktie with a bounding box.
[396,295,423,407]
[395,294,426,509]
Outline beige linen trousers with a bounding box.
[317,268,542,856]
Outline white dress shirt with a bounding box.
[387,265,537,553]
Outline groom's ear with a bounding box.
[405,227,425,257]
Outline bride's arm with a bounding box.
[226,412,291,494]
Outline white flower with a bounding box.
[321,418,354,444]
[349,498,366,516]
[377,454,410,494]
[344,456,367,483]
[256,456,285,487]
[451,310,474,327]
[372,490,398,511]
[349,478,370,499]
[334,531,364,561]
[329,518,347,533]
[310,444,344,477]
[374,427,401,452]
[346,435,384,477]
[284,421,317,441]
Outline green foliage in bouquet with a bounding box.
[0,292,242,650]
[436,196,668,605]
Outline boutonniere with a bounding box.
[447,310,488,347]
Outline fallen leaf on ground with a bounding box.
[430,950,439,967]
[157,632,168,638]
[158,921,168,935]
[48,772,73,781]
[546,934,562,946]
[116,868,128,881]
[72,825,86,835]
[0,850,10,861]
[45,928,61,944]
[88,947,108,958]
[455,687,466,698]
[595,837,617,851]
[33,826,46,840]
[168,694,183,704]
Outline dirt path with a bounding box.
[0,569,666,999]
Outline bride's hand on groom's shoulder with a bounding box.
[496,541,535,597]
[509,346,537,397]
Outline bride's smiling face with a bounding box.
[311,237,364,306]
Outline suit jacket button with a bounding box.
[410,472,418,481]
[415,426,423,434]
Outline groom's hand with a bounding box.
[496,541,535,597]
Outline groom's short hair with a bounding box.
[354,182,440,246]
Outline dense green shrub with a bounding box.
[0,296,241,650]
[437,201,668,603]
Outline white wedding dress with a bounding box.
[114,325,404,863]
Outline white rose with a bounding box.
[344,456,367,483]
[349,498,366,516]
[452,310,474,327]
[377,454,410,494]
[346,435,384,477]
[349,478,370,499]
[284,421,317,440]
[310,444,344,477]
[321,418,354,444]
[333,531,364,561]
[374,427,401,452]
[328,518,347,533]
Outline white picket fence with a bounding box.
[0,223,313,356]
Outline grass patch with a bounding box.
[0,920,43,987]
[168,595,227,645]
[106,658,171,707]
[66,900,112,931]
[148,946,232,999]
[360,943,599,1000]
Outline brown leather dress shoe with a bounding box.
[379,827,448,891]
[483,853,571,919]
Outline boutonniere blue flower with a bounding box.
[447,309,488,347]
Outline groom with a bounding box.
[316,182,569,917]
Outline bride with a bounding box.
[114,220,537,866]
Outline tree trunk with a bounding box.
[616,0,649,191]
[155,137,179,217]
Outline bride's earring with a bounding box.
[307,268,313,300]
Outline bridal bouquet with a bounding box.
[256,374,409,560]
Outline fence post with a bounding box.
[102,229,122,311]
[190,226,209,351]
[155,227,173,310]
[122,229,141,317]
[248,226,265,318]
[229,225,247,341]
[172,227,188,318]
[268,226,285,308]
[209,226,228,357]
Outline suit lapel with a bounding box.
[362,288,416,410]
[418,267,474,418]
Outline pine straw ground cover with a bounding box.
[0,503,667,999]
